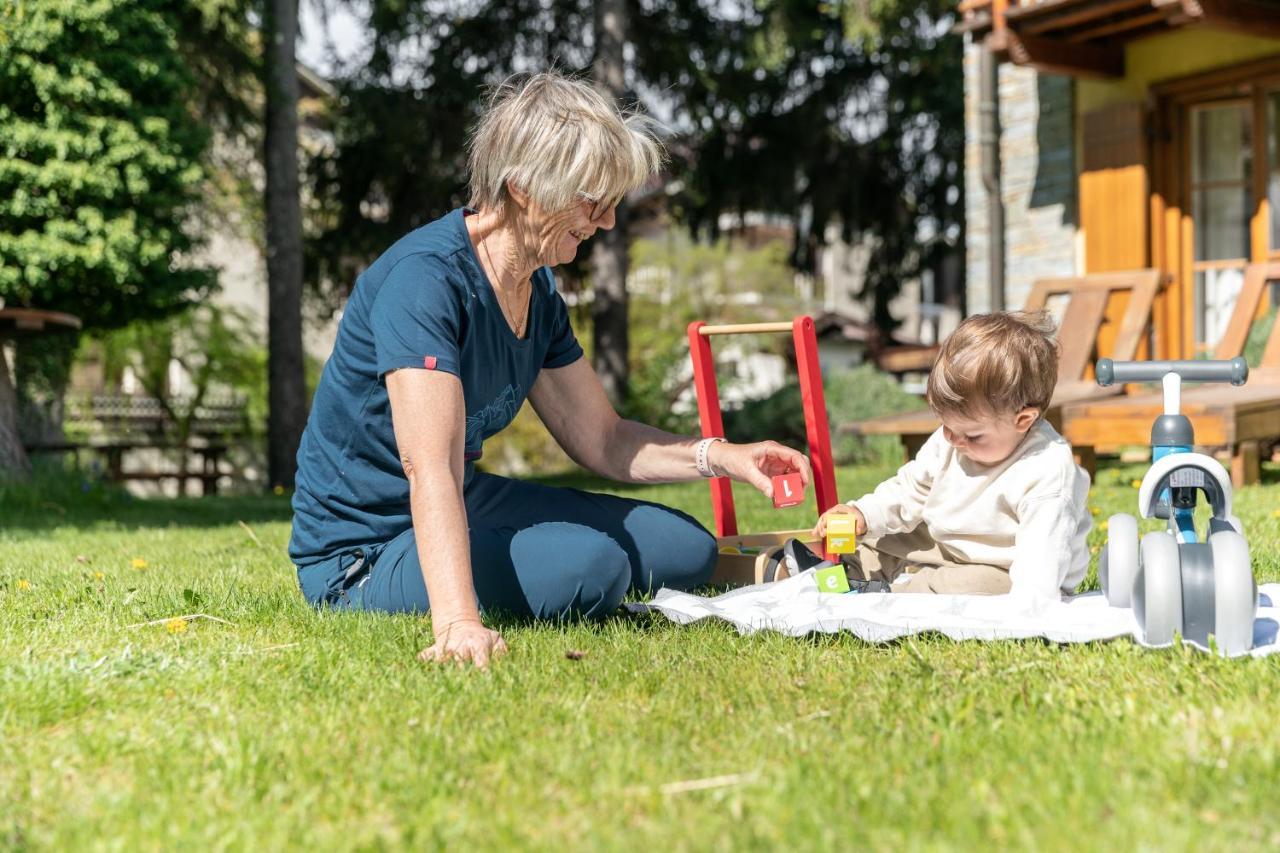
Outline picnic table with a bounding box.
[26,438,231,496]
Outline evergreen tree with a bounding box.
[633,0,963,330]
[307,0,963,392]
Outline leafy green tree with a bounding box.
[0,0,217,326]
[0,0,226,473]
[0,0,258,476]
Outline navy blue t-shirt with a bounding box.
[289,208,584,566]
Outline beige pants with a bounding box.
[845,525,1011,595]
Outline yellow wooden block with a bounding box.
[825,516,858,554]
[826,535,856,554]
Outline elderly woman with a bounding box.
[290,71,810,667]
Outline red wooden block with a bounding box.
[771,473,805,508]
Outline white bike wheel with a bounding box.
[1102,513,1140,607]
[1210,530,1256,656]
[1137,532,1183,646]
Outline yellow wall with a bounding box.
[1078,29,1280,114]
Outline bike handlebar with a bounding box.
[1096,357,1249,387]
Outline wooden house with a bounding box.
[957,0,1280,358]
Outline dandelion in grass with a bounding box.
[16,579,31,590]
[165,617,188,634]
[1131,479,1142,489]
[1089,506,1100,515]
[1272,509,1280,519]
[93,571,105,582]
[132,558,148,570]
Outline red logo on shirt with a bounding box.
[423,356,438,370]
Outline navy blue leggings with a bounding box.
[296,472,717,619]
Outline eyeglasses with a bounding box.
[577,192,622,223]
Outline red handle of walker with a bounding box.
[687,316,840,558]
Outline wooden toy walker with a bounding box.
[687,316,841,585]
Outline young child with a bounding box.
[815,311,1091,600]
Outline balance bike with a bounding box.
[1097,357,1257,654]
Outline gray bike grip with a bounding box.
[1095,357,1248,387]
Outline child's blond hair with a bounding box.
[925,311,1059,419]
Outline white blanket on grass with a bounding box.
[641,573,1280,658]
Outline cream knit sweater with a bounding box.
[851,420,1092,600]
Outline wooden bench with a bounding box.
[1062,260,1280,487]
[65,394,248,438]
[27,439,231,496]
[873,343,941,377]
[847,269,1166,464]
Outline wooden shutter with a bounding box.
[1079,101,1151,358]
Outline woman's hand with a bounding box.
[709,440,812,500]
[813,503,867,538]
[419,618,508,669]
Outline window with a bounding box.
[1190,101,1252,349]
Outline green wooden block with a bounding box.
[815,565,850,594]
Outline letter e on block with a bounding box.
[815,565,850,594]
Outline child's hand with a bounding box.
[813,504,866,539]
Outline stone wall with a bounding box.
[964,40,1079,314]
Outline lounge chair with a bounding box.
[1062,261,1280,486]
[848,269,1165,465]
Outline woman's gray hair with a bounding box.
[467,71,664,217]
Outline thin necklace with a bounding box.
[480,234,530,339]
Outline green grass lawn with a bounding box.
[4,462,1280,850]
